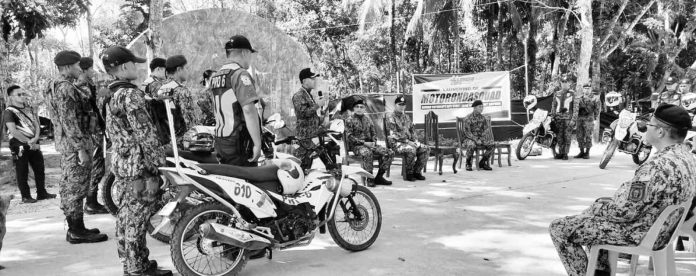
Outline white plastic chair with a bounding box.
[585,203,691,276]
[675,205,696,258]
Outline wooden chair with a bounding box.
[455,116,511,169]
[424,111,459,175]
[383,116,406,178]
[341,118,390,176]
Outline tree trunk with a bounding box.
[551,11,570,78]
[390,0,398,92]
[86,7,95,58]
[575,0,593,92]
[496,2,504,71]
[527,6,538,97]
[453,6,460,73]
[147,0,164,64]
[486,11,494,71]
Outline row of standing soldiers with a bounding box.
[551,74,602,160]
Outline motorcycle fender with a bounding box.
[207,175,277,219]
[523,122,540,135]
[151,202,178,235]
[342,166,374,179]
[614,126,628,141]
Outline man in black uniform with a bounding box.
[210,35,262,166]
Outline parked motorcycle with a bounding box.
[154,99,382,276]
[516,95,559,160]
[599,109,652,169]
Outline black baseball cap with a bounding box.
[654,104,691,130]
[299,68,321,82]
[225,35,256,53]
[149,57,166,71]
[665,76,678,85]
[395,95,406,105]
[101,46,146,68]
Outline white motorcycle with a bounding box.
[154,99,382,276]
[599,109,652,169]
[516,95,559,160]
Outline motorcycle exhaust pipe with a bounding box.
[200,223,271,251]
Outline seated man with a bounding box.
[549,104,696,276]
[386,95,429,181]
[461,100,494,171]
[345,100,393,187]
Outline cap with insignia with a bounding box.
[54,50,81,66]
[101,46,146,68]
[665,76,677,85]
[299,68,321,82]
[150,57,166,71]
[395,95,406,105]
[653,104,692,130]
[225,35,257,53]
[165,55,187,70]
[472,100,483,107]
[679,78,691,85]
[79,57,93,70]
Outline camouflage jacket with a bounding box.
[551,88,575,119]
[345,114,376,151]
[197,87,215,126]
[105,80,164,178]
[75,76,106,133]
[386,111,415,144]
[461,112,493,144]
[572,95,601,120]
[143,75,165,98]
[44,75,94,153]
[157,79,197,132]
[586,143,696,249]
[292,87,325,139]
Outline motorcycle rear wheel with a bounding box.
[100,173,118,216]
[516,132,536,160]
[599,139,620,169]
[170,202,247,276]
[327,185,382,252]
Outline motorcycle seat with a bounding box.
[165,149,219,164]
[196,163,281,183]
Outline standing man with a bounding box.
[292,68,329,171]
[551,75,576,160]
[460,100,495,171]
[210,35,262,166]
[345,100,393,187]
[549,104,696,276]
[197,69,217,126]
[0,193,12,270]
[651,76,681,108]
[386,95,428,181]
[143,57,167,98]
[156,55,196,145]
[45,50,108,244]
[3,85,56,203]
[102,46,171,276]
[76,57,108,214]
[572,83,601,159]
[678,78,692,94]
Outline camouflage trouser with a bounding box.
[59,151,91,219]
[352,145,394,174]
[393,142,429,174]
[462,139,495,159]
[114,176,155,273]
[549,212,640,276]
[555,118,573,154]
[0,194,12,253]
[576,117,594,148]
[296,139,317,171]
[89,134,105,197]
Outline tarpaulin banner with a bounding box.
[412,72,512,124]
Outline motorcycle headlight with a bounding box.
[325,177,338,192]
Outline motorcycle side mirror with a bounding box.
[636,120,647,133]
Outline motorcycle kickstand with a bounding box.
[266,247,273,260]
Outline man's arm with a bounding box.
[292,92,321,119]
[550,92,558,116]
[345,119,365,148]
[571,96,580,122]
[55,82,87,151]
[4,122,30,143]
[594,97,602,118]
[242,104,262,149]
[234,70,262,159]
[592,165,668,222]
[176,86,196,129]
[124,89,162,176]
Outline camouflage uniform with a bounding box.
[346,114,393,174]
[105,80,165,274]
[551,88,575,155]
[143,75,165,99]
[157,79,196,145]
[0,194,11,254]
[292,87,327,170]
[386,111,429,175]
[75,77,106,201]
[44,75,95,219]
[549,144,696,276]
[651,90,682,108]
[197,87,215,126]
[460,112,495,159]
[572,94,601,148]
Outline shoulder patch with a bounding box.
[241,75,252,86]
[628,181,648,202]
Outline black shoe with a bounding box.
[583,148,591,159]
[404,174,416,182]
[248,249,267,260]
[413,173,426,181]
[124,261,159,276]
[66,229,108,244]
[479,160,493,171]
[374,175,392,185]
[594,270,611,276]
[124,267,172,276]
[466,158,473,171]
[84,202,109,215]
[75,217,101,234]
[562,154,569,160]
[36,193,57,200]
[22,197,38,204]
[573,150,584,158]
[0,265,5,270]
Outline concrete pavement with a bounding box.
[1,144,695,275]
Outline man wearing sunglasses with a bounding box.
[345,99,393,187]
[550,104,696,276]
[292,68,329,171]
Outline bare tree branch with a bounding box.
[597,0,628,50]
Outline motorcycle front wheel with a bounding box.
[100,173,118,216]
[170,202,247,276]
[516,131,536,160]
[600,139,620,169]
[327,185,382,252]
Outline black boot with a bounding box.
[478,157,492,171]
[413,172,426,181]
[66,216,108,244]
[574,148,585,158]
[124,266,172,276]
[404,174,416,182]
[583,147,591,159]
[374,169,392,185]
[85,189,109,215]
[75,216,101,234]
[561,146,569,160]
[465,157,473,171]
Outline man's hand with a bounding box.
[78,149,92,167]
[30,143,40,151]
[248,144,262,163]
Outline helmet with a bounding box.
[271,159,304,194]
[605,91,623,107]
[681,93,696,111]
[523,95,537,110]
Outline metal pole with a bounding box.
[524,40,530,123]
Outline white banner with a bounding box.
[412,72,512,124]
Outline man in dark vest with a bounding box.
[551,74,576,160]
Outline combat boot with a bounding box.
[124,267,172,276]
[75,216,101,234]
[478,157,492,171]
[573,148,585,158]
[583,147,591,159]
[124,261,159,276]
[404,174,416,182]
[374,169,392,185]
[84,190,109,215]
[465,157,473,171]
[66,216,108,244]
[413,172,426,181]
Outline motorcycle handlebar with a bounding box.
[273,131,343,145]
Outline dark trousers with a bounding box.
[12,146,48,199]
[215,135,257,167]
